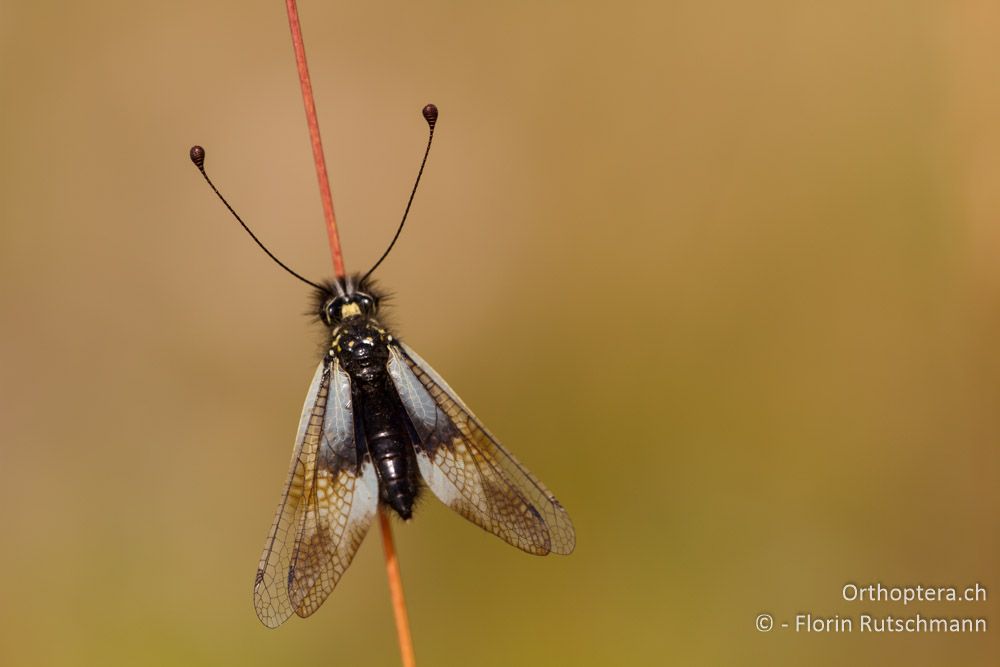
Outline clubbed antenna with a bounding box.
[359,104,439,284]
[189,145,323,291]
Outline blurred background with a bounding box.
[1,1,998,665]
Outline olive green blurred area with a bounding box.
[2,1,999,665]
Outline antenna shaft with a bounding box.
[189,147,323,291]
[360,105,438,284]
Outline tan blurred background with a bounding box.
[1,1,999,665]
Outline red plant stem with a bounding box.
[379,508,417,667]
[285,0,346,278]
[283,2,415,665]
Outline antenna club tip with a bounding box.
[422,104,438,128]
[189,145,206,169]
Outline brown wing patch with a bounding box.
[288,460,378,617]
[416,437,551,554]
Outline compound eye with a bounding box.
[324,300,340,324]
[360,295,375,314]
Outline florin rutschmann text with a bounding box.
[756,582,989,634]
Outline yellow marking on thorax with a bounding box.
[331,323,388,354]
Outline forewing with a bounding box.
[388,343,575,555]
[253,362,329,628]
[253,360,377,628]
[287,360,378,616]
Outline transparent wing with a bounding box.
[253,362,328,628]
[253,360,377,628]
[388,343,575,555]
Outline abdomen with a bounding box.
[337,323,420,519]
[354,373,420,519]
